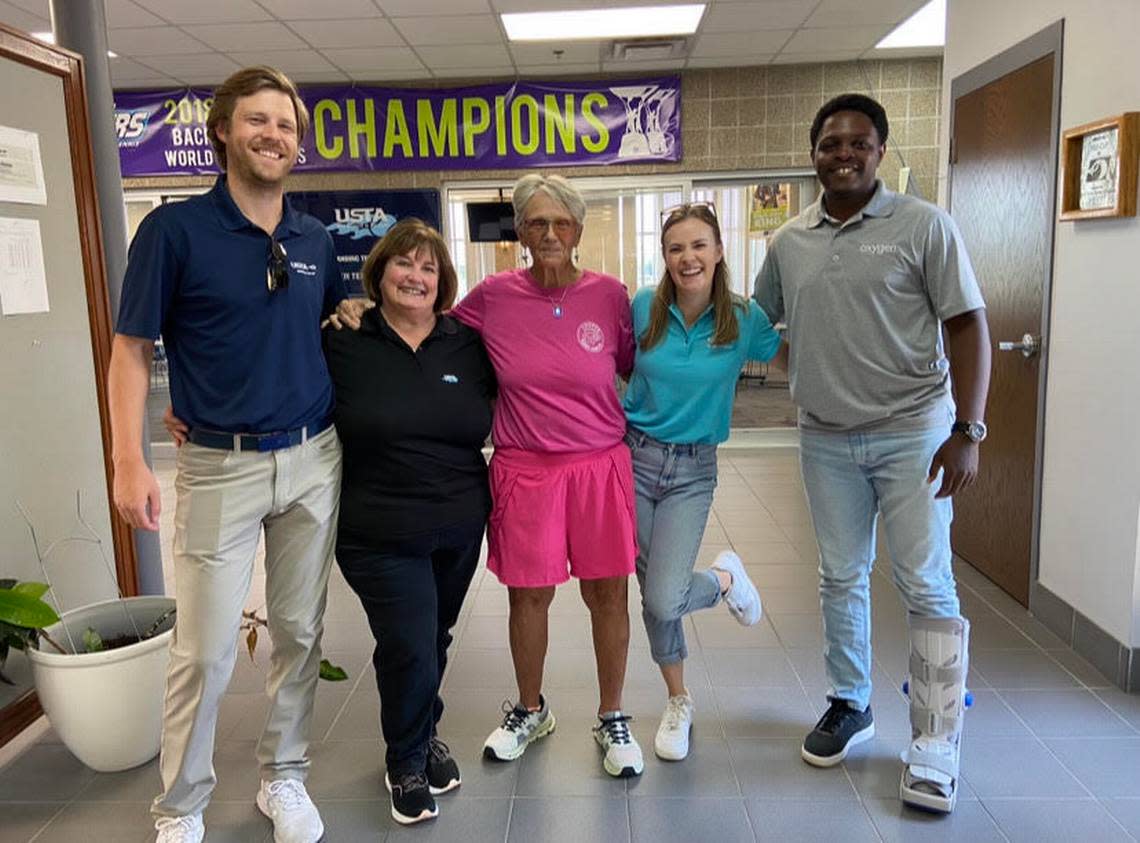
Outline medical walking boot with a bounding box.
[900,614,970,814]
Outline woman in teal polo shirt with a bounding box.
[623,202,783,762]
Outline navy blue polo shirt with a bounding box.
[117,176,347,433]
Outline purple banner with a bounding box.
[113,78,681,177]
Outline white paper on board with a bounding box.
[0,217,50,315]
[0,125,48,206]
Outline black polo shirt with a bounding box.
[324,309,496,543]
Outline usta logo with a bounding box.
[327,208,397,240]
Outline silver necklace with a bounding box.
[548,285,571,318]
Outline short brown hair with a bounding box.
[207,66,310,170]
[361,218,458,313]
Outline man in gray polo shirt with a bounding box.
[753,93,991,814]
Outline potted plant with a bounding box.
[3,497,177,773]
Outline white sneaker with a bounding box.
[256,779,324,843]
[154,814,204,843]
[710,550,762,626]
[655,692,695,761]
[483,695,557,761]
[593,712,644,777]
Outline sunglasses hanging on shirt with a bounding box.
[267,240,289,292]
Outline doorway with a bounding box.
[947,22,1063,605]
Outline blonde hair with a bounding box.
[640,203,743,351]
[207,66,309,170]
[361,219,458,313]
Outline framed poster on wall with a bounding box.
[1059,112,1138,220]
[287,189,441,297]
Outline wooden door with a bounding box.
[948,52,1057,605]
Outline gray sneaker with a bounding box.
[483,695,556,761]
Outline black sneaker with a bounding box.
[385,770,438,825]
[801,699,874,767]
[426,736,461,795]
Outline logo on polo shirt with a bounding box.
[442,374,459,384]
[859,243,900,255]
[577,321,605,353]
[289,260,318,277]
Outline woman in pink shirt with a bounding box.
[453,175,644,779]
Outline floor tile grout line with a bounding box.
[22,800,69,843]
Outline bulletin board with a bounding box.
[0,24,137,745]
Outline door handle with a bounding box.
[997,333,1041,358]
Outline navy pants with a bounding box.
[336,518,484,776]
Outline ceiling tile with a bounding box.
[149,52,241,76]
[0,0,49,32]
[108,56,164,78]
[287,18,403,49]
[229,49,339,73]
[509,42,600,64]
[258,0,381,20]
[493,0,678,10]
[513,61,600,74]
[288,70,351,83]
[392,14,502,46]
[380,0,491,14]
[431,65,516,79]
[703,0,814,31]
[781,25,892,53]
[321,45,423,72]
[105,0,165,28]
[600,58,686,73]
[108,26,213,56]
[771,50,862,64]
[804,0,925,27]
[416,43,511,68]
[692,29,794,56]
[132,0,270,25]
[1,0,47,15]
[114,76,182,89]
[182,21,306,51]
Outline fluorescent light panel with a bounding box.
[32,30,118,58]
[875,0,945,48]
[502,4,705,42]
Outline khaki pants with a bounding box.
[152,425,342,819]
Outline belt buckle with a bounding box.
[256,432,291,452]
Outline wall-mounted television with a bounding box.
[466,201,518,242]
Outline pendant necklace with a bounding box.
[548,284,571,318]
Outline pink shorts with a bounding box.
[487,443,638,588]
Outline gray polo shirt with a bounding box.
[753,181,985,432]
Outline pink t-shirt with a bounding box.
[452,268,634,454]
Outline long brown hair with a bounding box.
[361,218,458,313]
[639,203,744,351]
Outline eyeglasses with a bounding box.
[267,240,289,292]
[660,200,718,226]
[522,217,577,237]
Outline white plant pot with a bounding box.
[28,595,175,772]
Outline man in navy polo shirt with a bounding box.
[108,66,347,843]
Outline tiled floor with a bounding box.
[4,449,1140,842]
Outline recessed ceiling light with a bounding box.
[875,0,945,49]
[502,4,705,42]
[31,30,117,58]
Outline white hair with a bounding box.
[512,174,586,232]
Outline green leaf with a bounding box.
[82,627,104,653]
[319,658,348,682]
[0,589,60,630]
[12,582,50,600]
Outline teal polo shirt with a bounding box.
[117,176,347,433]
[623,286,781,444]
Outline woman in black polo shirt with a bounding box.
[322,219,495,826]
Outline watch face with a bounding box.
[968,421,987,442]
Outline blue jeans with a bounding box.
[799,426,960,711]
[335,518,484,776]
[626,428,722,666]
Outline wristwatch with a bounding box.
[951,420,988,443]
